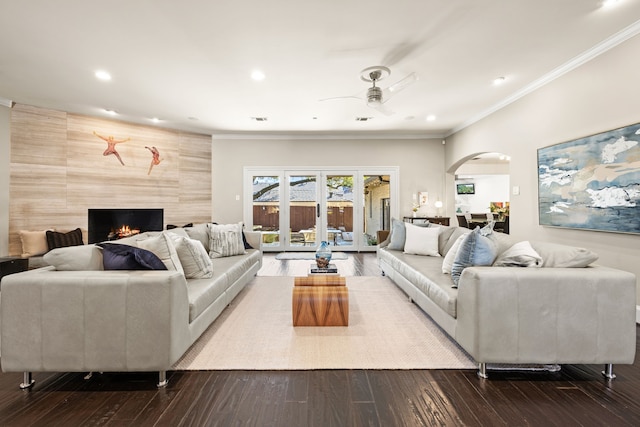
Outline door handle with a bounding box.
[317,203,320,218]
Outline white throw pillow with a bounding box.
[167,234,214,279]
[493,241,543,268]
[403,223,441,256]
[208,222,246,258]
[137,232,184,272]
[43,245,104,271]
[442,233,469,274]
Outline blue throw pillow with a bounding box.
[98,243,167,270]
[450,225,498,288]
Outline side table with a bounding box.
[292,275,349,326]
[0,257,29,281]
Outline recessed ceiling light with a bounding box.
[95,70,112,81]
[426,115,436,122]
[251,70,266,81]
[493,77,506,85]
[151,117,161,123]
[601,0,621,9]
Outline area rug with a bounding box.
[173,276,476,370]
[275,252,348,260]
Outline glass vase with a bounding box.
[315,241,332,268]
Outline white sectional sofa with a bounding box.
[378,220,637,379]
[0,223,262,389]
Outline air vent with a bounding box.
[250,117,268,122]
[355,117,373,122]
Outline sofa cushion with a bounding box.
[493,241,543,267]
[437,226,459,256]
[137,233,184,272]
[167,234,214,279]
[98,243,167,270]
[208,222,246,258]
[403,223,440,256]
[378,248,458,318]
[46,228,84,250]
[451,226,498,287]
[184,223,210,252]
[43,245,104,271]
[165,227,190,238]
[187,249,262,321]
[529,241,599,267]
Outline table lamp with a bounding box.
[434,200,443,217]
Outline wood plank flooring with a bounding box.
[0,252,638,426]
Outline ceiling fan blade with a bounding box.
[382,72,418,103]
[367,100,394,116]
[318,95,362,102]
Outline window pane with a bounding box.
[252,176,280,247]
[363,175,391,246]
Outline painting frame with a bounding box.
[537,121,640,234]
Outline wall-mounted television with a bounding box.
[456,183,475,195]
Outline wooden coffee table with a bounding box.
[292,275,349,326]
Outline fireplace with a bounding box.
[88,209,164,244]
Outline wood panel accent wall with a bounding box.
[9,104,212,256]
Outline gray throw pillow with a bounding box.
[529,241,599,267]
[387,218,407,251]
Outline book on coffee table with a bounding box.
[309,263,338,275]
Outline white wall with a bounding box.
[211,137,446,224]
[446,33,640,304]
[0,105,10,256]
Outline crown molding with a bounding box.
[449,19,640,137]
[211,131,446,140]
[0,97,13,108]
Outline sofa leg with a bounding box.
[602,364,616,380]
[477,363,489,379]
[157,371,169,388]
[20,372,35,390]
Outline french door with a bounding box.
[244,167,398,252]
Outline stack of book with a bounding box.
[309,263,338,275]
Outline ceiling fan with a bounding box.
[321,66,418,116]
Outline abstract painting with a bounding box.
[538,122,640,234]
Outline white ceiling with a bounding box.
[1,0,639,138]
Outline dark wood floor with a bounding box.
[0,253,638,426]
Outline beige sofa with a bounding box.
[378,222,637,379]
[0,224,262,389]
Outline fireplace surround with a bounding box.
[88,209,164,244]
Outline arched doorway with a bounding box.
[448,152,510,229]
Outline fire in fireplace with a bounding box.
[88,209,164,244]
[108,224,141,240]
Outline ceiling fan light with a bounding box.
[367,86,382,104]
